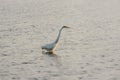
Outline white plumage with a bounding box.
[41,26,70,52]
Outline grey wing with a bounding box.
[42,42,55,50]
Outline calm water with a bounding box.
[0,0,120,80]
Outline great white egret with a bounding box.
[42,26,70,53]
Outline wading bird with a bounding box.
[41,26,70,53]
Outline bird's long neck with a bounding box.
[54,27,64,44]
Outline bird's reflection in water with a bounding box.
[42,51,64,80]
[43,52,58,57]
[42,51,61,66]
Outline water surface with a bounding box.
[0,0,120,80]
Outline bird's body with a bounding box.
[42,41,57,52]
[42,26,70,52]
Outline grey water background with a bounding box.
[0,0,120,80]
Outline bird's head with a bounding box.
[62,26,70,28]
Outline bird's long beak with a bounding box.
[65,26,70,28]
[66,26,70,28]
